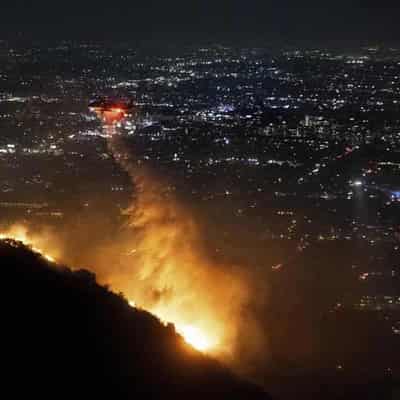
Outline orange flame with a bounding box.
[0,225,58,263]
[100,132,253,358]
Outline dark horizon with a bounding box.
[1,1,399,46]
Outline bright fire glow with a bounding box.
[90,106,127,124]
[128,298,217,352]
[110,107,125,114]
[0,225,57,263]
[0,225,221,354]
[177,324,212,351]
[144,303,223,353]
[100,123,250,359]
[0,111,261,363]
[0,225,225,354]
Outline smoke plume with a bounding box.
[0,119,269,376]
[102,129,267,364]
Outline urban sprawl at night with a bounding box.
[1,41,400,399]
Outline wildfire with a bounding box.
[150,304,220,352]
[0,225,57,263]
[97,117,249,359]
[0,225,221,354]
[0,105,263,365]
[127,300,217,352]
[0,224,226,355]
[178,324,213,352]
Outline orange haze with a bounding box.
[0,114,267,370]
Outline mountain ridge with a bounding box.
[0,239,269,399]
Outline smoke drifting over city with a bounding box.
[103,123,268,364]
[1,110,269,373]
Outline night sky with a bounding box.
[1,1,399,44]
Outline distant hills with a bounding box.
[0,239,269,399]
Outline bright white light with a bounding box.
[178,325,211,352]
[352,180,363,187]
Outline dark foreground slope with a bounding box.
[0,239,269,399]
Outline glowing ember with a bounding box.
[110,107,125,114]
[177,324,212,352]
[128,300,136,308]
[90,105,127,124]
[43,253,56,263]
[127,300,216,352]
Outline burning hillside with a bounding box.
[0,105,267,369]
[0,239,270,399]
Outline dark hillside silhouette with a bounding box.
[0,239,269,399]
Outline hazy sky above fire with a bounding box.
[1,1,399,43]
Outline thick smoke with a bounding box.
[0,119,269,376]
[102,129,268,365]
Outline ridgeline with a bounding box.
[0,239,269,399]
